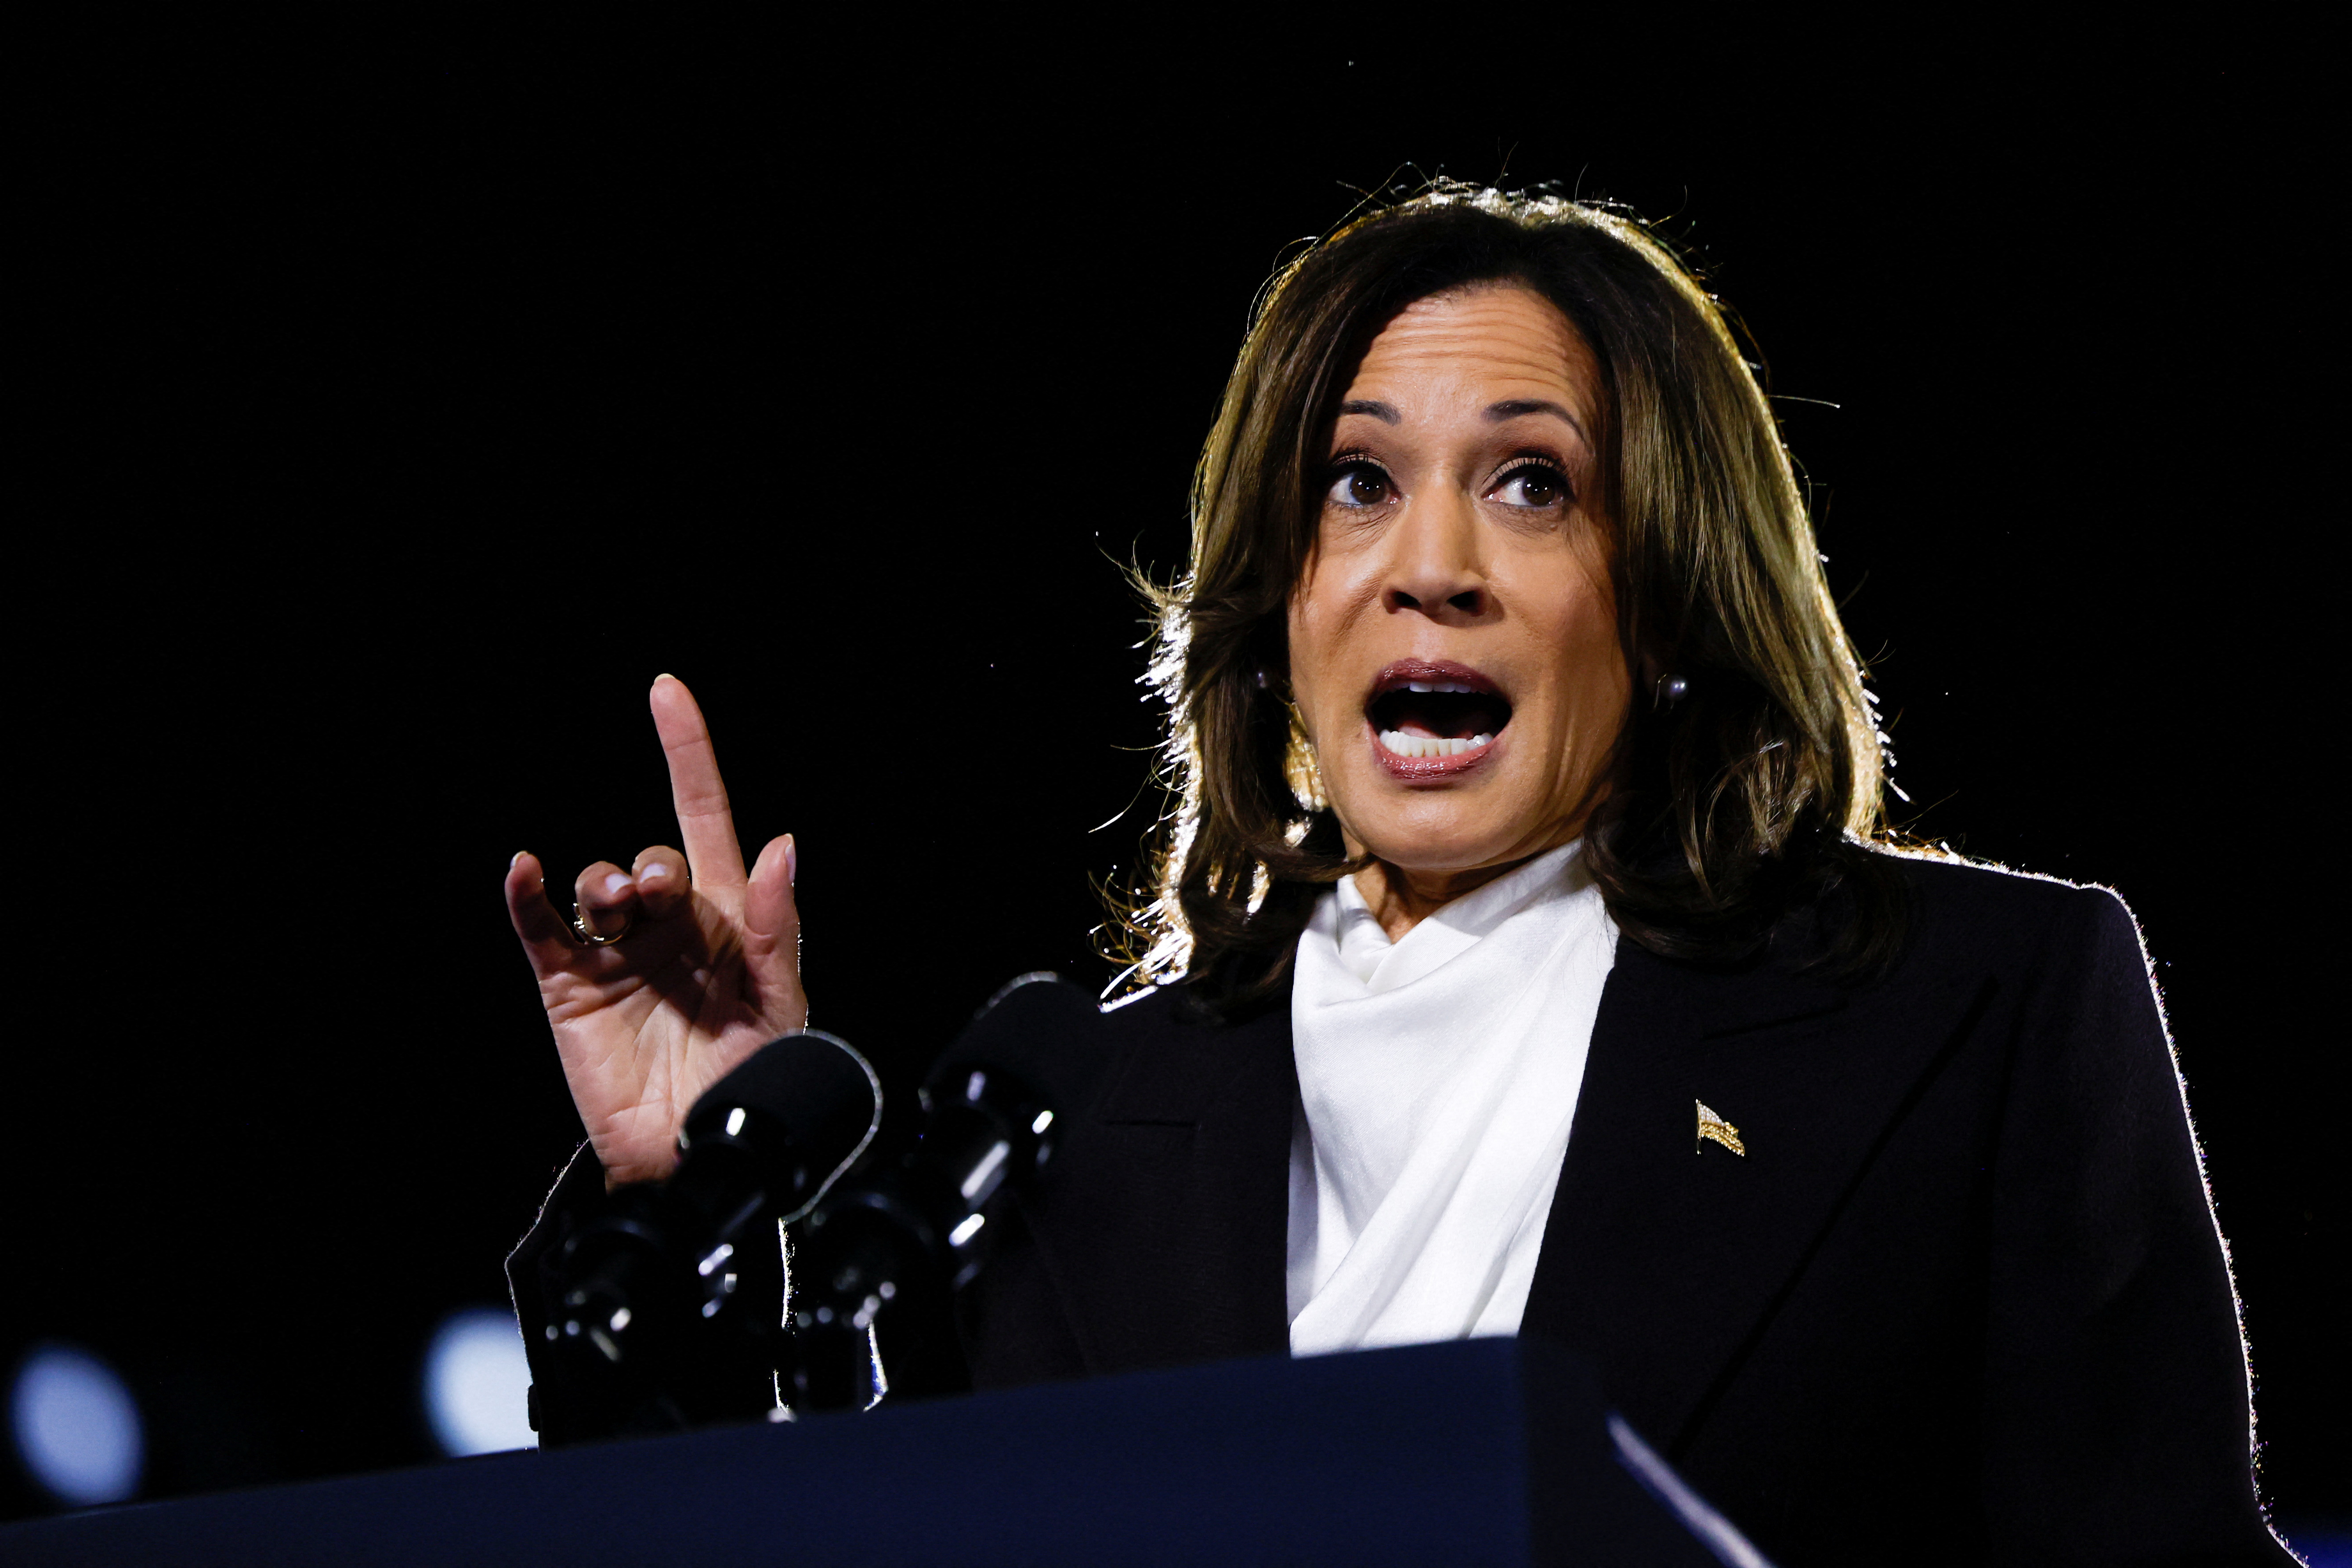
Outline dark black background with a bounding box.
[12,15,2342,1532]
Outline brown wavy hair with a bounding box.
[1113,186,1913,1014]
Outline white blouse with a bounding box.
[1286,841,1618,1356]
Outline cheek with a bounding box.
[1285,578,1360,737]
[1563,618,1629,721]
[1532,575,1627,724]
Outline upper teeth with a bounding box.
[1379,731,1495,758]
[1400,680,1479,694]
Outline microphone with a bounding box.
[541,1030,882,1434]
[787,974,1109,1410]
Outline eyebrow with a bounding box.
[1336,398,1399,423]
[1485,398,1588,441]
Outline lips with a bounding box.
[1363,659,1512,780]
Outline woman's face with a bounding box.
[1285,283,1628,886]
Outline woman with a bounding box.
[503,189,2288,1563]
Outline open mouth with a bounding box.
[1365,661,1512,766]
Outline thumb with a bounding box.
[742,833,807,1028]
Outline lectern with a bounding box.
[0,1336,1766,1566]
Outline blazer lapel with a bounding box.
[1039,990,1297,1373]
[1522,941,1987,1458]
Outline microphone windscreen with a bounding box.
[927,974,1112,1120]
[686,1029,883,1196]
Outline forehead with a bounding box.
[1343,285,1598,408]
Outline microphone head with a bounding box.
[924,973,1111,1123]
[683,1030,882,1220]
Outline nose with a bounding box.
[1382,494,1490,621]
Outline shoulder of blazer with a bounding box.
[1881,848,2133,974]
[1089,980,1294,1119]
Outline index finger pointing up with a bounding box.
[650,674,747,889]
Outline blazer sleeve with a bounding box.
[1981,887,2289,1563]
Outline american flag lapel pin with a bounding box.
[1696,1100,1746,1156]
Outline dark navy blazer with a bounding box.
[952,857,2288,1564]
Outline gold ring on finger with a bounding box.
[571,909,633,947]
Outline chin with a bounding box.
[1346,799,1540,877]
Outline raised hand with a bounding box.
[503,675,806,1187]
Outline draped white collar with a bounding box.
[1286,841,1617,1355]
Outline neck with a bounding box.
[1350,839,1575,944]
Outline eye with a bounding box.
[1491,461,1573,511]
[1324,460,1393,510]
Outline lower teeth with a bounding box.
[1379,731,1494,759]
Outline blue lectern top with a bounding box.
[0,1336,1762,1567]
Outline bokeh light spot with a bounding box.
[423,1307,536,1456]
[9,1344,145,1507]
